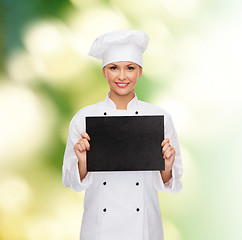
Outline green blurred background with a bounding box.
[0,0,241,239]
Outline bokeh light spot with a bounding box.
[0,175,32,213]
[0,83,55,166]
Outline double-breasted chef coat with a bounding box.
[62,92,183,240]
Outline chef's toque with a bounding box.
[88,30,149,67]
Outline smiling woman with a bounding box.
[62,29,183,240]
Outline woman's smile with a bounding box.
[115,82,130,88]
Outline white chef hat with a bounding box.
[88,30,149,67]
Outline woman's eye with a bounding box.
[127,66,134,70]
[110,66,117,70]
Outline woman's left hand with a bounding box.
[161,138,176,172]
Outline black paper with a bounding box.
[86,115,164,171]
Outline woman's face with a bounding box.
[102,61,142,98]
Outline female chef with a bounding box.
[62,30,183,240]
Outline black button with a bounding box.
[135,111,138,114]
[104,112,107,115]
[103,182,106,185]
[136,182,139,186]
[103,208,106,212]
[136,208,140,212]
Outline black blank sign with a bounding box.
[86,115,164,171]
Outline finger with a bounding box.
[74,143,82,153]
[162,143,170,153]
[77,138,84,145]
[166,148,175,159]
[82,138,90,151]
[167,147,175,158]
[165,148,176,160]
[75,141,85,152]
[75,138,89,151]
[161,138,170,147]
[81,132,90,141]
[163,146,174,159]
[79,140,86,151]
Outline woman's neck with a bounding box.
[109,91,135,110]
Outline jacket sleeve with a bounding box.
[62,111,92,192]
[153,115,183,193]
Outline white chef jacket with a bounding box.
[62,92,183,240]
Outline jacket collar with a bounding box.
[105,91,138,110]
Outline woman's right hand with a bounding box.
[74,132,90,180]
[74,132,91,163]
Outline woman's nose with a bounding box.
[118,69,126,80]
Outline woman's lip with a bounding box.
[115,82,129,88]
